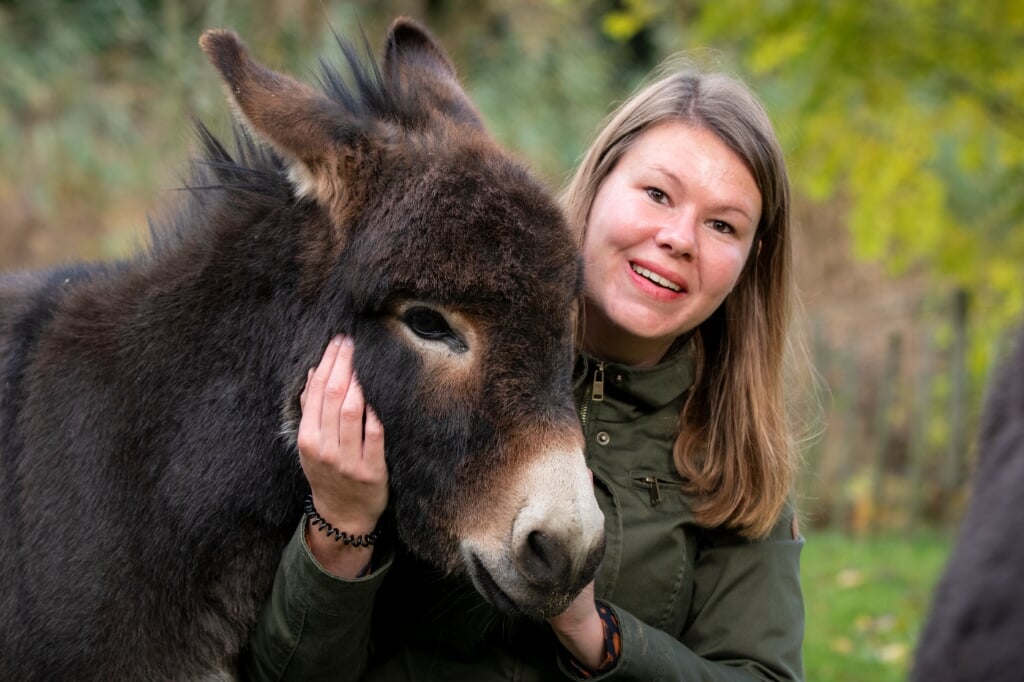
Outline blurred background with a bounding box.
[1,1,1020,679]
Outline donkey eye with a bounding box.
[401,307,467,352]
[403,308,449,338]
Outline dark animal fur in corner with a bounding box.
[912,324,1024,681]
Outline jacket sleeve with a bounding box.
[238,521,393,682]
[577,512,804,681]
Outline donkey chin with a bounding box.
[458,446,606,621]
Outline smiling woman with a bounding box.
[243,48,806,682]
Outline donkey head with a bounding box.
[200,19,604,619]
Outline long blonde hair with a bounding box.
[562,62,798,539]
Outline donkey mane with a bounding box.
[153,125,285,251]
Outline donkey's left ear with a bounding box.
[200,29,355,205]
[383,17,485,130]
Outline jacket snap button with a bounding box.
[596,431,610,446]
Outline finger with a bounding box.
[297,337,343,456]
[320,336,355,452]
[337,375,366,464]
[363,406,386,476]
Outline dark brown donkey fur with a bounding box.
[912,324,1024,681]
[0,19,605,681]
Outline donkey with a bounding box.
[912,325,1024,681]
[0,18,605,681]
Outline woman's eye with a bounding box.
[645,187,668,204]
[709,219,735,234]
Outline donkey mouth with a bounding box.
[466,553,576,620]
[467,554,523,617]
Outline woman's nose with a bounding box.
[654,218,696,259]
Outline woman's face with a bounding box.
[582,121,761,367]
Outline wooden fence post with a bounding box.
[942,288,969,524]
[904,329,935,534]
[870,333,901,532]
[831,350,859,531]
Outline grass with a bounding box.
[802,529,953,681]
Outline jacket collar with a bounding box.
[574,339,695,410]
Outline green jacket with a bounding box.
[240,349,805,681]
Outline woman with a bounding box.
[241,62,805,681]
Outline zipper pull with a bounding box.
[592,362,605,402]
[641,476,662,506]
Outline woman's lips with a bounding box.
[628,260,687,296]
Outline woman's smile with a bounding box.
[628,259,686,297]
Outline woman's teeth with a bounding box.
[631,264,682,292]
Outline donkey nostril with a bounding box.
[518,530,570,586]
[527,531,551,567]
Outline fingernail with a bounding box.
[342,335,354,347]
[331,335,344,346]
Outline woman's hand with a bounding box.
[297,335,388,578]
[547,581,606,670]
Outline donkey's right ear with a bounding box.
[383,18,484,130]
[200,29,353,205]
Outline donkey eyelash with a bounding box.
[401,306,468,353]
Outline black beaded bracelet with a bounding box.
[304,494,381,548]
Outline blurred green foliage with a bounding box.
[802,530,951,681]
[0,0,1020,332]
[690,0,1024,344]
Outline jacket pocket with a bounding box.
[629,471,687,510]
[609,470,694,633]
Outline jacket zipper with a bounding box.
[639,476,662,506]
[579,360,605,427]
[592,362,605,402]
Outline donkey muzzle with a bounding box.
[460,443,605,619]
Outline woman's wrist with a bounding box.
[303,494,382,578]
[551,603,606,670]
[553,600,622,677]
[561,620,605,670]
[304,520,376,578]
[305,494,381,545]
[309,492,382,536]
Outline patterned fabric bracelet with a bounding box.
[304,494,381,548]
[560,601,622,679]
